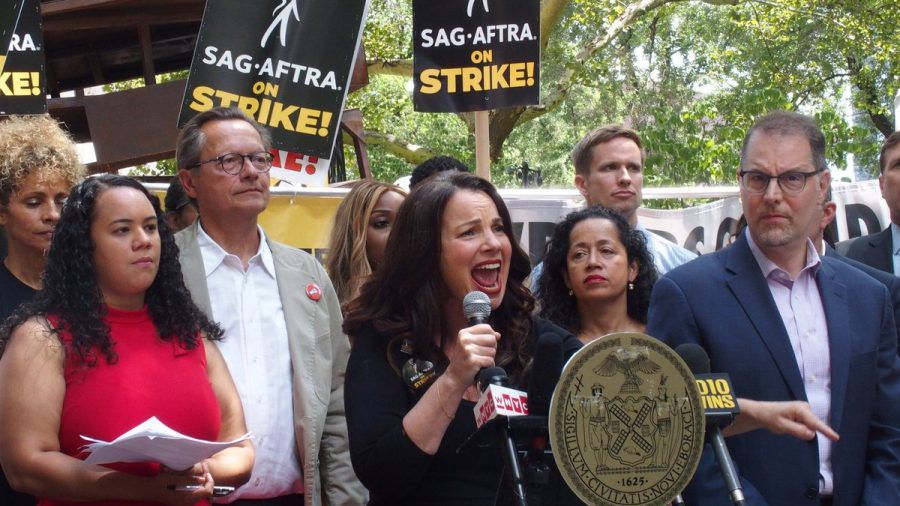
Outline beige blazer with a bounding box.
[176,221,367,506]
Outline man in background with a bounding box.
[836,131,900,273]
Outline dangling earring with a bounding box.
[628,282,634,291]
[568,289,574,296]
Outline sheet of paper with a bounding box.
[81,416,251,471]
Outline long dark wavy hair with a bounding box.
[536,206,657,334]
[343,172,535,385]
[0,175,223,365]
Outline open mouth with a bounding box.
[471,262,502,292]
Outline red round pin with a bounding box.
[305,282,322,301]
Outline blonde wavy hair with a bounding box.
[0,115,85,204]
[326,180,407,306]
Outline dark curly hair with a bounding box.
[343,172,535,386]
[409,156,471,190]
[536,206,657,334]
[0,175,223,365]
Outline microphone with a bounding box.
[463,290,492,326]
[526,331,564,417]
[676,343,746,506]
[463,290,494,383]
[474,367,528,506]
[474,367,529,428]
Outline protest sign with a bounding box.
[178,0,368,159]
[0,0,45,115]
[413,0,540,112]
[1,1,24,59]
[270,149,330,187]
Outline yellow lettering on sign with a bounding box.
[0,70,41,96]
[187,86,333,138]
[416,61,536,94]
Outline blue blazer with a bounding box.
[647,234,900,506]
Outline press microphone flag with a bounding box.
[473,366,529,506]
[675,343,746,506]
[474,381,529,428]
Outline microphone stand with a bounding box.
[498,420,528,506]
[709,428,745,505]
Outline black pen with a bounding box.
[167,485,235,497]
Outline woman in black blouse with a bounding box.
[0,115,85,322]
[343,172,579,505]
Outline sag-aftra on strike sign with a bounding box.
[413,0,540,113]
[0,0,46,116]
[179,0,368,159]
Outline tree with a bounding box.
[355,0,896,184]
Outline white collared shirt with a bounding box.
[747,230,832,494]
[634,223,698,274]
[197,223,303,500]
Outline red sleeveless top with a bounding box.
[43,306,220,506]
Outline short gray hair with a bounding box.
[175,107,273,170]
[740,110,827,173]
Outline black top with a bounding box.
[0,261,36,322]
[345,317,581,506]
[0,260,37,505]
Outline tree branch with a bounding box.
[539,0,570,52]
[361,130,434,165]
[519,0,689,126]
[366,59,413,77]
[845,55,894,137]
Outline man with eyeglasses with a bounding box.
[174,107,366,506]
[836,131,900,274]
[647,110,900,506]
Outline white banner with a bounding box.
[504,180,887,264]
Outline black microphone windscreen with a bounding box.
[463,291,492,323]
[676,343,711,375]
[476,366,508,391]
[527,331,564,416]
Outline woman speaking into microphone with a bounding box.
[343,172,578,505]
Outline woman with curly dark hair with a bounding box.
[342,172,579,505]
[0,175,253,505]
[536,205,658,343]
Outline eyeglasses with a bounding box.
[738,169,823,195]
[191,152,274,175]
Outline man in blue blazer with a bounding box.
[648,111,900,506]
[835,131,900,274]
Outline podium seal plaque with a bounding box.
[549,333,705,506]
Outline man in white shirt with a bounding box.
[836,131,900,274]
[570,124,696,271]
[531,125,695,286]
[174,107,366,506]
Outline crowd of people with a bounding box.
[0,106,898,506]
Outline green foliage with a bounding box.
[346,75,472,182]
[358,0,896,190]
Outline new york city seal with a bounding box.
[549,333,704,506]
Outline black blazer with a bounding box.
[826,243,900,351]
[837,227,893,274]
